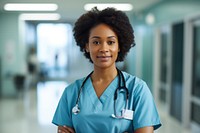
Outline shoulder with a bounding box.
[62,77,85,96]
[121,71,150,94]
[122,71,147,87]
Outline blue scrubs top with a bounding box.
[52,71,161,132]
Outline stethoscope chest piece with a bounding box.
[72,104,80,115]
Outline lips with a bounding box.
[97,55,112,61]
[97,55,112,58]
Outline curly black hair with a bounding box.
[73,7,135,62]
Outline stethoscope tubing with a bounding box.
[75,71,93,105]
[72,68,129,117]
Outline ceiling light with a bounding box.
[19,13,61,21]
[4,3,58,11]
[84,3,133,11]
[145,13,155,25]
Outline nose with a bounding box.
[99,43,109,53]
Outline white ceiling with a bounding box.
[0,0,162,22]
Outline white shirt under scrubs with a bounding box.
[52,71,161,133]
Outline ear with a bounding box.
[85,43,89,52]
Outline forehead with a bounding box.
[89,24,117,38]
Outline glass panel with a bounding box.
[159,27,170,103]
[159,88,166,103]
[193,26,200,98]
[191,102,200,124]
[170,22,184,122]
[160,32,168,83]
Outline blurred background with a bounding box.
[0,0,200,133]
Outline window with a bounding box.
[37,23,72,78]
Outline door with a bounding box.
[158,26,171,109]
[191,20,200,126]
[170,22,184,122]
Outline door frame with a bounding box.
[183,13,200,130]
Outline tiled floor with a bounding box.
[0,81,67,133]
[155,106,191,133]
[0,81,195,133]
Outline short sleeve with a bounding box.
[133,81,161,131]
[52,88,73,127]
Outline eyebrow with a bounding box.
[90,36,117,39]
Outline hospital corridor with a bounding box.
[0,0,200,133]
[0,81,194,133]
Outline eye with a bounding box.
[92,41,100,45]
[107,41,115,45]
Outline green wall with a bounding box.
[0,12,22,97]
[1,0,200,96]
[127,0,200,90]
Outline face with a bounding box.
[86,24,119,69]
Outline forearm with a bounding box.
[134,126,153,133]
[57,126,75,133]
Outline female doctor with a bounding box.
[52,7,161,133]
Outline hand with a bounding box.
[57,125,75,133]
[134,126,153,133]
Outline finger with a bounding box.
[63,126,75,133]
[58,129,63,133]
[58,128,63,133]
[58,126,69,133]
[58,126,75,133]
[58,129,70,133]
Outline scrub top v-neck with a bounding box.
[52,71,161,133]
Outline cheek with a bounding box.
[89,47,97,54]
[112,46,120,54]
[88,49,97,59]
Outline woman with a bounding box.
[52,7,161,133]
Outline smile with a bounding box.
[97,55,112,61]
[97,56,112,58]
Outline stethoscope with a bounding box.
[72,68,129,119]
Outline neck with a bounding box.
[92,66,118,82]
